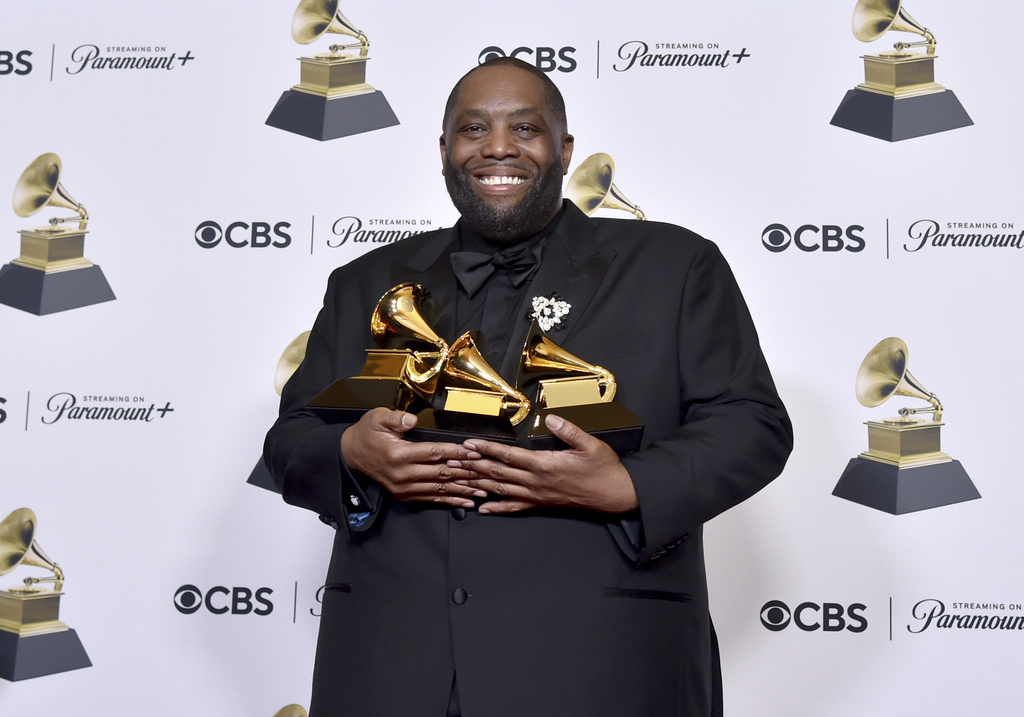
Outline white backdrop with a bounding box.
[2,1,1022,714]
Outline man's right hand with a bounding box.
[340,408,486,507]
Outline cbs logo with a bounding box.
[0,396,7,424]
[174,584,274,615]
[760,600,867,633]
[761,224,866,253]
[0,50,32,75]
[478,46,577,73]
[194,221,291,249]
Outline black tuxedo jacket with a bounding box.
[264,202,792,716]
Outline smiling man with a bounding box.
[265,57,792,717]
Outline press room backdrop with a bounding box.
[2,1,1022,714]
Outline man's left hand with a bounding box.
[452,413,638,514]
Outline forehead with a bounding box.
[448,66,551,125]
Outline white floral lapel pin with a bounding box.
[528,292,571,332]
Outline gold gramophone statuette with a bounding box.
[0,507,91,681]
[0,152,115,315]
[265,0,399,140]
[830,0,972,141]
[516,322,642,455]
[832,337,980,514]
[566,153,646,220]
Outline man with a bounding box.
[265,57,792,716]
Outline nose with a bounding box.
[481,126,520,160]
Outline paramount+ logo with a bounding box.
[760,600,868,633]
[194,221,291,249]
[761,223,865,253]
[478,46,577,73]
[174,584,274,616]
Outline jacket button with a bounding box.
[452,588,468,605]
[451,507,467,520]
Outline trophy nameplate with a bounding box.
[830,0,972,141]
[0,154,115,315]
[0,509,91,681]
[832,338,980,514]
[266,1,399,141]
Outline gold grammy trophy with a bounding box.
[517,322,643,455]
[0,153,115,315]
[566,153,646,220]
[832,338,980,514]
[404,330,531,444]
[248,331,312,493]
[830,0,972,141]
[266,0,399,140]
[307,283,529,443]
[0,508,91,681]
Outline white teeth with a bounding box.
[479,176,525,186]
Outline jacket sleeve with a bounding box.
[263,266,387,534]
[617,240,793,566]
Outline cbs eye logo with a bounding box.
[194,221,291,249]
[478,46,577,73]
[761,223,866,253]
[760,600,867,633]
[174,584,273,615]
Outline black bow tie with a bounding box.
[450,241,543,298]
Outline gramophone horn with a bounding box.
[274,331,311,395]
[12,153,89,231]
[406,331,531,425]
[371,283,449,353]
[566,153,646,221]
[519,323,616,406]
[855,337,942,420]
[0,508,64,590]
[852,0,935,52]
[291,0,368,49]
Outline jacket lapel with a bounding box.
[498,202,614,379]
[390,226,460,344]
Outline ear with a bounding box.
[561,134,575,175]
[439,134,447,175]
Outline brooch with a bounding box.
[528,292,571,332]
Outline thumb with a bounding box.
[543,413,590,449]
[374,408,418,434]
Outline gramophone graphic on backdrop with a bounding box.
[0,153,115,315]
[266,0,399,140]
[832,337,980,514]
[0,508,91,682]
[830,0,973,141]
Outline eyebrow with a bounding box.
[456,107,546,122]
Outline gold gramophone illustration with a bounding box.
[566,153,646,220]
[0,153,115,315]
[266,0,399,140]
[830,0,972,141]
[308,283,529,442]
[0,508,91,681]
[832,338,980,514]
[517,322,643,455]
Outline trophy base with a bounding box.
[0,628,91,681]
[832,456,980,515]
[266,88,399,141]
[830,88,973,142]
[247,456,280,493]
[0,262,115,315]
[307,377,416,423]
[406,408,517,445]
[526,403,644,456]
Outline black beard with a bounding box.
[444,155,564,244]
